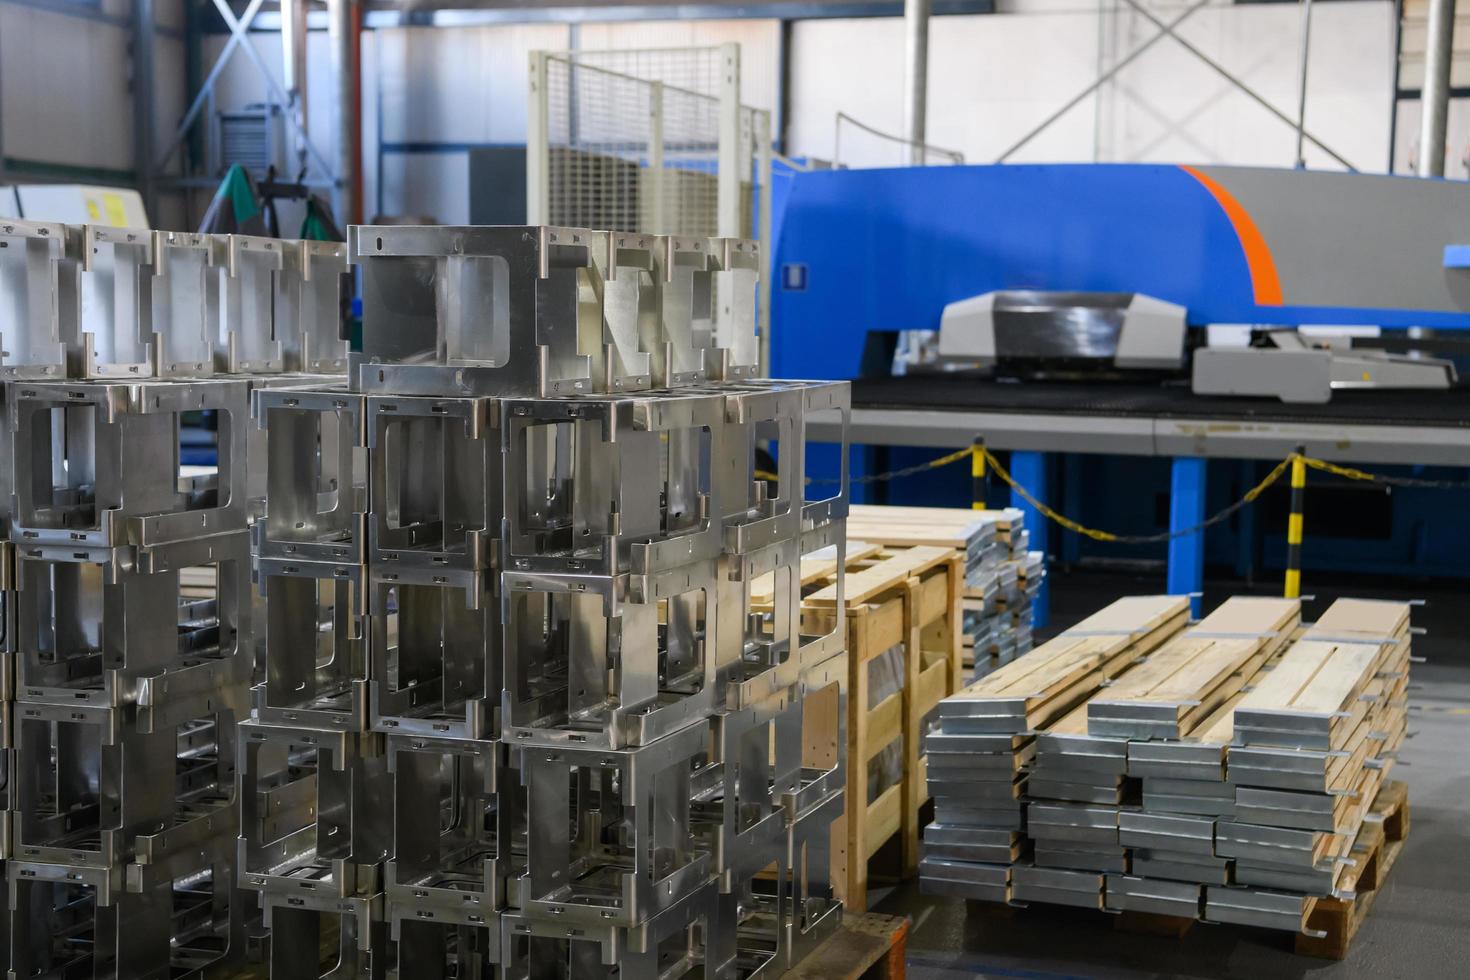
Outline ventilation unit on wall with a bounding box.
[215,104,285,177]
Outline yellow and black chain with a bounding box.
[771,445,1470,545]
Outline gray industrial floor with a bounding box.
[873,568,1470,980]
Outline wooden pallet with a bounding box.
[782,913,909,980]
[786,545,963,912]
[1294,779,1411,959]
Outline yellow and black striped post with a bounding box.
[1284,445,1307,599]
[972,437,988,510]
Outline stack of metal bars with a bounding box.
[1206,599,1411,932]
[1048,597,1299,915]
[918,595,1189,905]
[0,219,351,977]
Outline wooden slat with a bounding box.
[1087,597,1300,735]
[866,693,902,760]
[749,540,885,603]
[808,545,951,605]
[914,658,949,717]
[866,784,903,859]
[954,596,1189,699]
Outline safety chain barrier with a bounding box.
[788,445,1470,546]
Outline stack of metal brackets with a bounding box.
[0,218,351,978]
[234,224,851,979]
[0,219,848,977]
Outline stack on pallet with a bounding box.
[1206,599,1411,932]
[847,504,1040,674]
[1054,597,1300,912]
[921,590,1414,948]
[918,595,1190,903]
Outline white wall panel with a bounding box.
[1099,1,1393,172]
[789,13,1102,167]
[788,17,904,165]
[0,4,133,171]
[375,24,570,145]
[790,2,1394,173]
[928,12,1103,164]
[378,150,469,224]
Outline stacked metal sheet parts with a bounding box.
[917,595,1189,904]
[845,504,1041,674]
[919,591,1412,934]
[0,219,350,976]
[2,221,852,977]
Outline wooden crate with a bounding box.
[790,544,963,912]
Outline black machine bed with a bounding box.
[853,376,1470,428]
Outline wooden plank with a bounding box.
[750,540,885,603]
[783,913,909,980]
[1234,599,1411,749]
[867,784,903,859]
[914,658,949,718]
[867,692,902,760]
[952,596,1188,704]
[1087,598,1299,737]
[808,546,951,605]
[852,502,1021,530]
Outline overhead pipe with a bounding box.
[1418,0,1456,177]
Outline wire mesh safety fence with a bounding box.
[531,43,774,372]
[539,48,770,240]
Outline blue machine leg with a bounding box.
[1009,451,1050,630]
[1167,456,1208,619]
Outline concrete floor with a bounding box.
[874,568,1470,980]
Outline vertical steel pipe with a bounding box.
[903,0,931,165]
[1419,0,1456,177]
[327,0,356,223]
[1294,0,1314,168]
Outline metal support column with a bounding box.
[1009,451,1050,629]
[1419,0,1456,177]
[1167,456,1207,619]
[280,0,309,175]
[903,0,931,165]
[327,0,357,225]
[132,0,157,220]
[527,52,550,225]
[1294,0,1314,168]
[717,42,742,237]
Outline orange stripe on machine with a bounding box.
[1179,165,1284,307]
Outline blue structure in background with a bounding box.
[768,163,1470,626]
[1008,452,1050,626]
[1167,458,1208,619]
